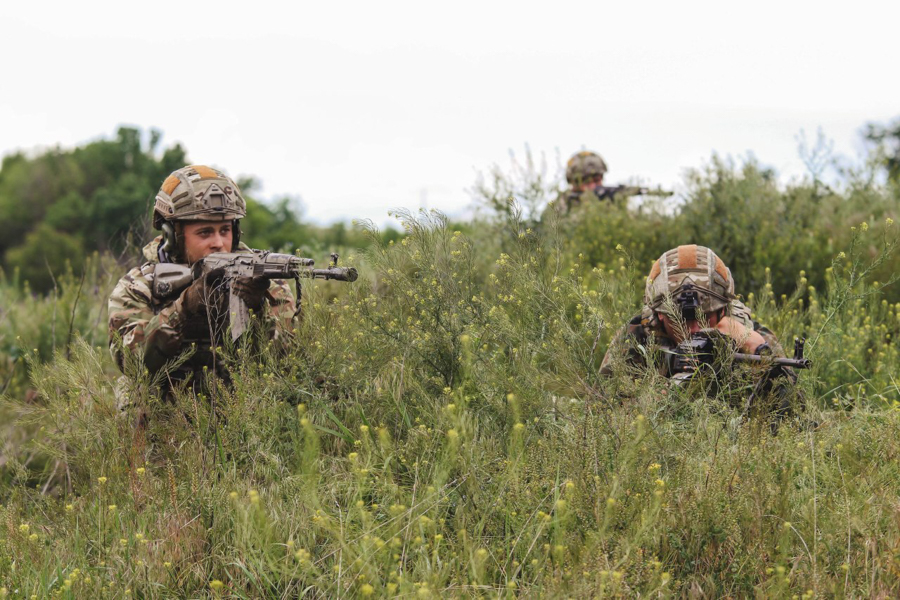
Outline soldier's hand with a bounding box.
[180,268,226,318]
[233,276,271,313]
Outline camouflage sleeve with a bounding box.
[263,279,298,351]
[599,316,647,376]
[752,322,788,358]
[729,300,787,357]
[108,268,188,373]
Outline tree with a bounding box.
[865,117,900,184]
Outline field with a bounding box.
[2,155,900,598]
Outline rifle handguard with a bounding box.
[731,353,811,369]
[304,266,359,282]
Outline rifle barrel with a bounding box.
[304,267,359,282]
[733,352,811,369]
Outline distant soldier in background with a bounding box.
[108,165,296,413]
[600,245,802,413]
[563,150,609,211]
[560,150,670,213]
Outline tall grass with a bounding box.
[2,158,900,597]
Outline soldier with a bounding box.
[560,150,669,213]
[108,165,297,401]
[600,245,798,410]
[562,150,609,212]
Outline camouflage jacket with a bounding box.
[548,188,606,215]
[599,299,785,377]
[555,187,638,214]
[108,236,297,380]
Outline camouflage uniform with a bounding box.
[108,165,297,403]
[600,244,789,377]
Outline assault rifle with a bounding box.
[665,329,811,383]
[591,185,674,201]
[153,251,358,340]
[566,185,673,208]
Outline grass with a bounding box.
[2,175,900,596]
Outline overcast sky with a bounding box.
[2,1,898,226]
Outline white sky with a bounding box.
[2,1,898,226]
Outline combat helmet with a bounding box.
[153,165,247,261]
[565,151,608,186]
[644,245,735,318]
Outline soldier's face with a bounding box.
[658,310,720,343]
[182,220,233,264]
[574,175,604,193]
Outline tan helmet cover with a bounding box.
[643,245,735,315]
[566,151,608,185]
[153,165,247,228]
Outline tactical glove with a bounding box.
[233,276,271,313]
[180,268,226,318]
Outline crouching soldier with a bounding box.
[108,165,297,414]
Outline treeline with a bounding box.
[2,121,900,300]
[0,127,397,292]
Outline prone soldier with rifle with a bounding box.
[108,165,357,417]
[600,245,806,415]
